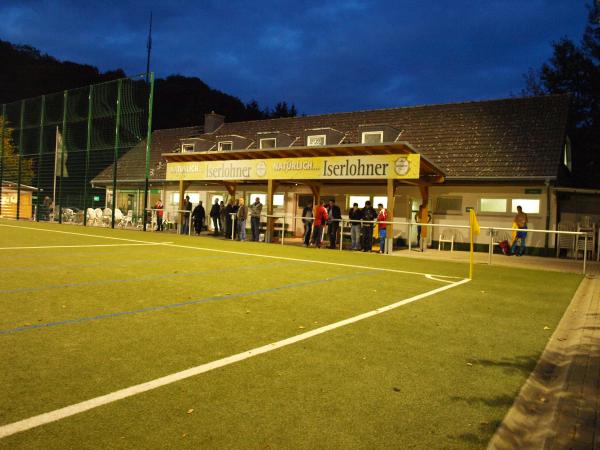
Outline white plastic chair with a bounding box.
[114,208,124,227]
[86,208,96,226]
[94,208,103,226]
[438,229,455,251]
[102,208,112,227]
[122,210,134,228]
[556,222,575,258]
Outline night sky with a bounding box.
[0,0,589,115]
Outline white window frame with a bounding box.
[307,135,326,146]
[479,198,508,214]
[511,199,541,215]
[259,138,277,149]
[218,141,233,151]
[181,143,195,153]
[361,131,384,144]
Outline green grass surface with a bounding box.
[0,219,582,449]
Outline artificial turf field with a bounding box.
[0,219,583,449]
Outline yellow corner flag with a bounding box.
[469,209,480,279]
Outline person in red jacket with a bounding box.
[377,203,388,254]
[310,200,329,248]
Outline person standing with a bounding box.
[192,201,205,235]
[250,197,263,241]
[361,201,376,252]
[232,199,240,239]
[224,199,234,239]
[302,201,313,247]
[348,202,363,250]
[377,203,388,254]
[237,198,248,241]
[415,204,431,250]
[327,199,341,249]
[311,200,329,248]
[182,195,192,235]
[209,199,221,235]
[511,205,528,256]
[154,199,164,231]
[219,201,226,236]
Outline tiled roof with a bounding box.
[93,94,569,183]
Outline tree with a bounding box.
[523,2,600,187]
[0,116,35,186]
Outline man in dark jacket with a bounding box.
[301,201,313,247]
[327,199,342,249]
[192,201,205,235]
[209,199,221,235]
[348,202,363,250]
[361,201,376,252]
[224,199,234,239]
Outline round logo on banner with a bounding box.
[394,157,410,176]
[256,161,267,177]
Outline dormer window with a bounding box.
[307,135,326,146]
[181,143,195,153]
[260,138,277,149]
[362,131,383,144]
[218,141,233,151]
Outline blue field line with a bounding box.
[0,253,237,273]
[0,260,301,295]
[0,271,376,335]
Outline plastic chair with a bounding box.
[94,208,103,226]
[556,222,575,258]
[114,208,124,227]
[438,229,454,251]
[102,208,112,227]
[122,210,134,228]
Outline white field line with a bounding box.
[0,277,470,439]
[0,223,463,280]
[0,243,171,251]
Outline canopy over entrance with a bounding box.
[162,142,445,250]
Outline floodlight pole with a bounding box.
[111,79,123,229]
[143,72,155,232]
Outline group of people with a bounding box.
[302,199,388,253]
[171,196,265,242]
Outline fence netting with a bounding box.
[0,74,153,227]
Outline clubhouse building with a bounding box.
[92,94,575,253]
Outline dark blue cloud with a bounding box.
[0,0,589,115]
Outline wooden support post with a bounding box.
[308,183,321,206]
[418,184,430,244]
[223,182,237,199]
[386,179,398,254]
[266,179,279,243]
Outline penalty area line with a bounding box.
[0,277,470,439]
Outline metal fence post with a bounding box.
[16,100,25,220]
[488,228,494,265]
[0,104,6,217]
[143,72,155,232]
[408,222,412,251]
[583,234,587,275]
[339,219,344,251]
[281,216,285,245]
[83,85,93,226]
[35,96,46,221]
[111,79,123,229]
[58,90,68,224]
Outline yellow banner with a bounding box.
[166,154,420,181]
